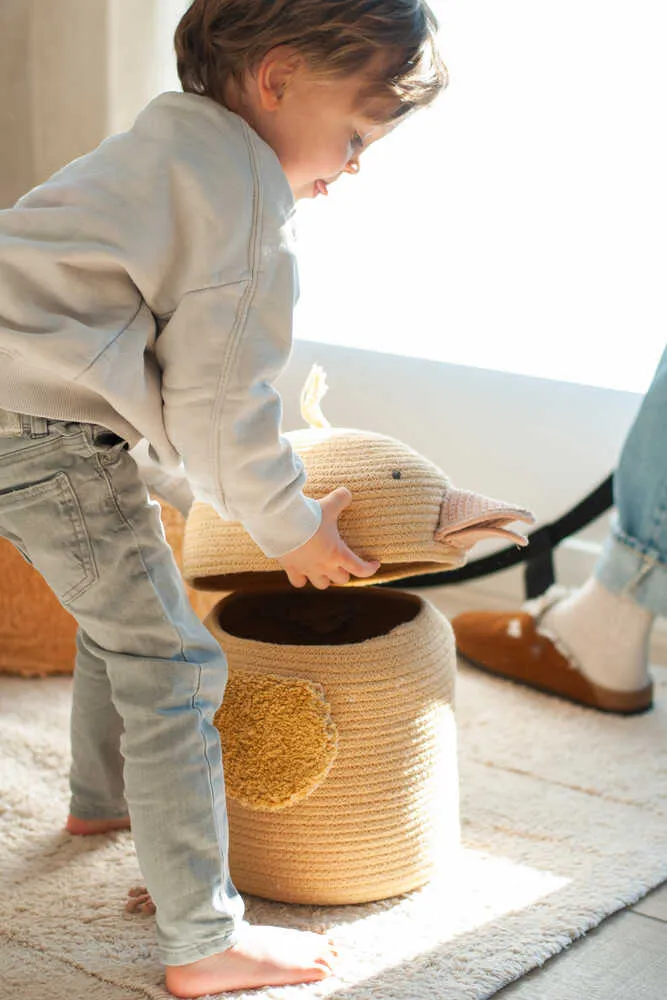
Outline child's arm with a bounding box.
[156,252,376,580]
[157,275,320,557]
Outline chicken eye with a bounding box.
[391,470,402,480]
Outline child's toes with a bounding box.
[125,886,155,914]
[127,885,148,898]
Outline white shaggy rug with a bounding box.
[2,657,666,1000]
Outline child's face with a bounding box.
[243,51,397,201]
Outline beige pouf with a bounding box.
[0,535,78,676]
[0,500,219,677]
[209,586,458,905]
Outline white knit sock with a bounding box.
[539,578,654,692]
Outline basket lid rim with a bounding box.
[188,558,461,593]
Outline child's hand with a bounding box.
[277,487,380,589]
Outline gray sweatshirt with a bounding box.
[0,92,322,558]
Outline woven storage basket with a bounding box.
[184,427,466,589]
[183,368,534,592]
[0,535,78,676]
[0,500,219,676]
[185,368,534,905]
[207,586,459,905]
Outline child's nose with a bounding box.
[344,158,361,175]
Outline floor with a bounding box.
[421,581,667,1000]
[494,882,667,999]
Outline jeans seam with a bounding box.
[648,476,667,538]
[0,430,72,467]
[69,798,128,819]
[191,663,228,874]
[81,428,187,656]
[54,473,100,604]
[162,929,240,964]
[610,524,667,572]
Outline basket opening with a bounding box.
[215,588,422,646]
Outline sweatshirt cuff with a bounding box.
[242,493,322,559]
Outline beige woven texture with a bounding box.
[0,535,77,676]
[207,586,459,905]
[185,426,467,589]
[0,500,219,676]
[183,366,534,591]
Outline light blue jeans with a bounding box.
[0,415,244,965]
[595,344,667,618]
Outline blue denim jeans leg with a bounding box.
[0,417,244,965]
[596,344,667,618]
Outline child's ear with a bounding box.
[256,46,304,111]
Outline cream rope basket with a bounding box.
[208,587,458,905]
[0,501,218,677]
[183,366,534,591]
[185,368,535,905]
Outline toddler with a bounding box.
[0,0,447,995]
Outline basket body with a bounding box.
[0,501,218,676]
[207,586,459,905]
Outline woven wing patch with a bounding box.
[214,672,339,811]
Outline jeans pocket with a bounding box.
[0,471,98,605]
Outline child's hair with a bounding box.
[175,0,447,123]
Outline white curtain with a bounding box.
[0,0,189,206]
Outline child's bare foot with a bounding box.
[125,886,156,916]
[65,814,131,836]
[165,924,338,997]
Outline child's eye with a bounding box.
[351,131,364,150]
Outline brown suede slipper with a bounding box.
[452,606,654,715]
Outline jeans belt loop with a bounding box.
[0,408,23,437]
[20,414,50,438]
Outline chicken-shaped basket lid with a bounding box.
[183,366,535,590]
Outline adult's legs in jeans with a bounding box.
[541,344,667,693]
[452,345,667,710]
[596,344,667,617]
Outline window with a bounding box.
[293,1,666,394]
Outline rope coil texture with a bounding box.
[206,587,459,905]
